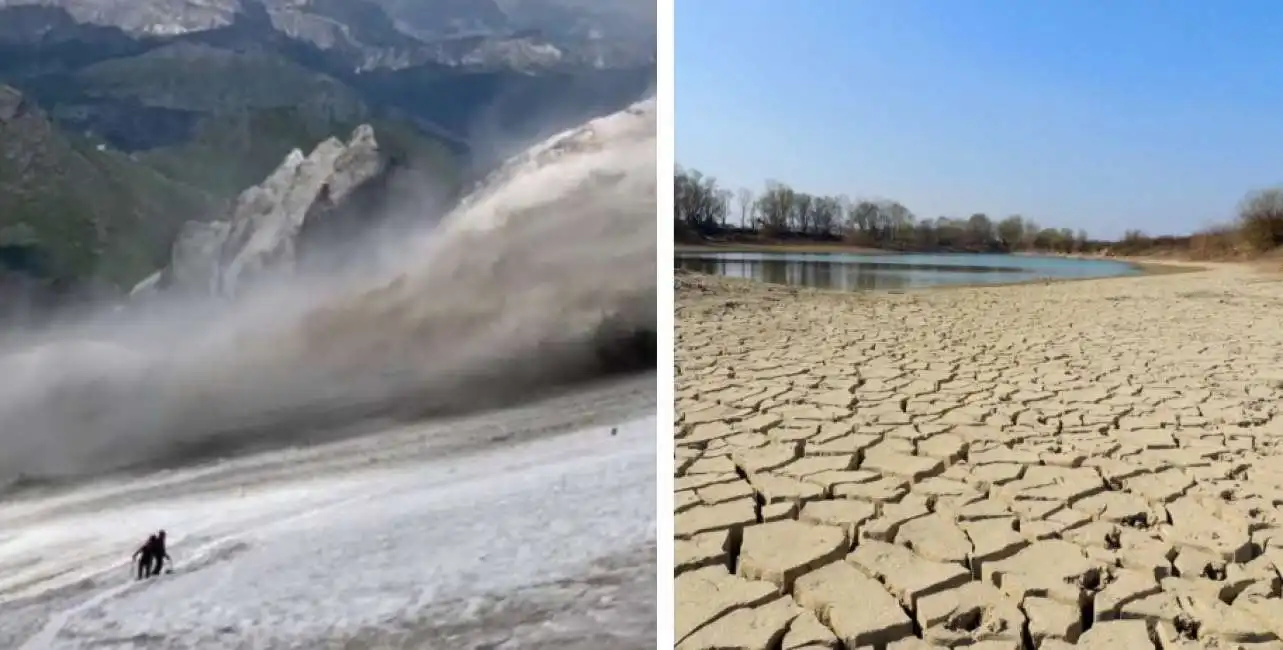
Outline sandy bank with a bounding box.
[673,265,1283,648]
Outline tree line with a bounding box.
[675,166,1091,253]
[675,165,1283,258]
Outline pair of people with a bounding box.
[132,530,172,580]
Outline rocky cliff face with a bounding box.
[0,0,653,169]
[0,0,654,70]
[0,0,241,37]
[133,123,385,298]
[0,84,26,120]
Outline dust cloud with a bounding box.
[0,98,657,488]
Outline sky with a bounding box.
[676,0,1283,239]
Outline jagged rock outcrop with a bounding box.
[133,124,385,299]
[0,84,27,121]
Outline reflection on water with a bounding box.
[676,252,1139,291]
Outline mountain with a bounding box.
[0,0,655,69]
[0,0,653,316]
[370,0,655,68]
[0,0,654,167]
[0,84,213,300]
[0,82,457,303]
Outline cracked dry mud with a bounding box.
[674,267,1283,650]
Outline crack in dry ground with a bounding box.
[673,267,1283,649]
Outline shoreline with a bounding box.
[674,245,1209,294]
[674,242,893,255]
[676,240,1238,267]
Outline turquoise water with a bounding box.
[675,252,1140,291]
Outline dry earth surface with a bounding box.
[673,265,1283,650]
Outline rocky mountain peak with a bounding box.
[133,122,386,298]
[0,85,28,122]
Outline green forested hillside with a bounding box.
[0,85,460,297]
[0,87,214,289]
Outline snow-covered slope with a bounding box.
[0,379,655,649]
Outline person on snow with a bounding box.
[132,534,158,580]
[149,530,172,576]
[131,530,172,579]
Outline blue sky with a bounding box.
[676,0,1283,238]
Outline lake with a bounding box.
[675,251,1141,291]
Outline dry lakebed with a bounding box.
[674,262,1283,650]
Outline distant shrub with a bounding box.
[1238,188,1283,252]
[1188,224,1239,260]
[1112,230,1152,256]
